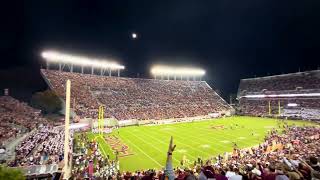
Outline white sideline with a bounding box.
[95,135,108,157]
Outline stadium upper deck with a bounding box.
[237,70,320,120]
[41,69,233,120]
[238,70,320,96]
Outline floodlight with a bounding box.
[287,103,298,107]
[150,65,205,76]
[242,93,320,98]
[41,50,125,70]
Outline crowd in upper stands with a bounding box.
[41,69,232,120]
[238,70,320,94]
[238,70,320,120]
[0,96,51,144]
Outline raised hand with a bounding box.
[168,136,176,154]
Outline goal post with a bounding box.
[98,105,105,135]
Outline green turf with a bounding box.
[87,116,317,171]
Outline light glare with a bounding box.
[287,103,298,107]
[241,93,320,98]
[151,65,205,76]
[42,50,125,70]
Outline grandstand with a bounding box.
[0,96,50,144]
[0,52,319,179]
[237,70,320,120]
[41,69,233,121]
[0,95,65,178]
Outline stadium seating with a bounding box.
[0,96,51,144]
[41,69,232,120]
[237,70,320,120]
[238,70,320,94]
[12,126,65,167]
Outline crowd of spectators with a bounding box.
[238,98,320,121]
[41,69,232,120]
[0,96,51,144]
[237,70,320,120]
[70,124,320,180]
[72,133,119,179]
[8,126,65,167]
[238,70,320,93]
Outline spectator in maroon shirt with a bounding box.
[260,164,277,180]
[215,169,228,180]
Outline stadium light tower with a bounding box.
[150,65,205,81]
[41,50,125,77]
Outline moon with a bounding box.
[131,33,138,39]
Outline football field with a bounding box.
[86,116,316,171]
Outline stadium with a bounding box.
[0,49,319,180]
[1,2,320,180]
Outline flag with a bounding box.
[88,161,94,176]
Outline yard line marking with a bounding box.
[161,121,265,153]
[164,124,231,151]
[136,128,195,161]
[119,134,163,167]
[148,129,215,157]
[125,130,180,163]
[177,123,261,146]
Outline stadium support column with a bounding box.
[59,63,62,72]
[278,101,281,116]
[91,66,94,75]
[109,68,111,77]
[70,64,73,73]
[46,61,49,70]
[63,80,71,179]
[117,69,120,77]
[81,66,84,74]
[268,101,271,116]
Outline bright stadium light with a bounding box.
[287,103,298,107]
[150,65,205,76]
[241,93,320,98]
[41,50,125,70]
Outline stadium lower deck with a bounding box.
[75,116,318,171]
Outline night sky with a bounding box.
[1,0,320,101]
